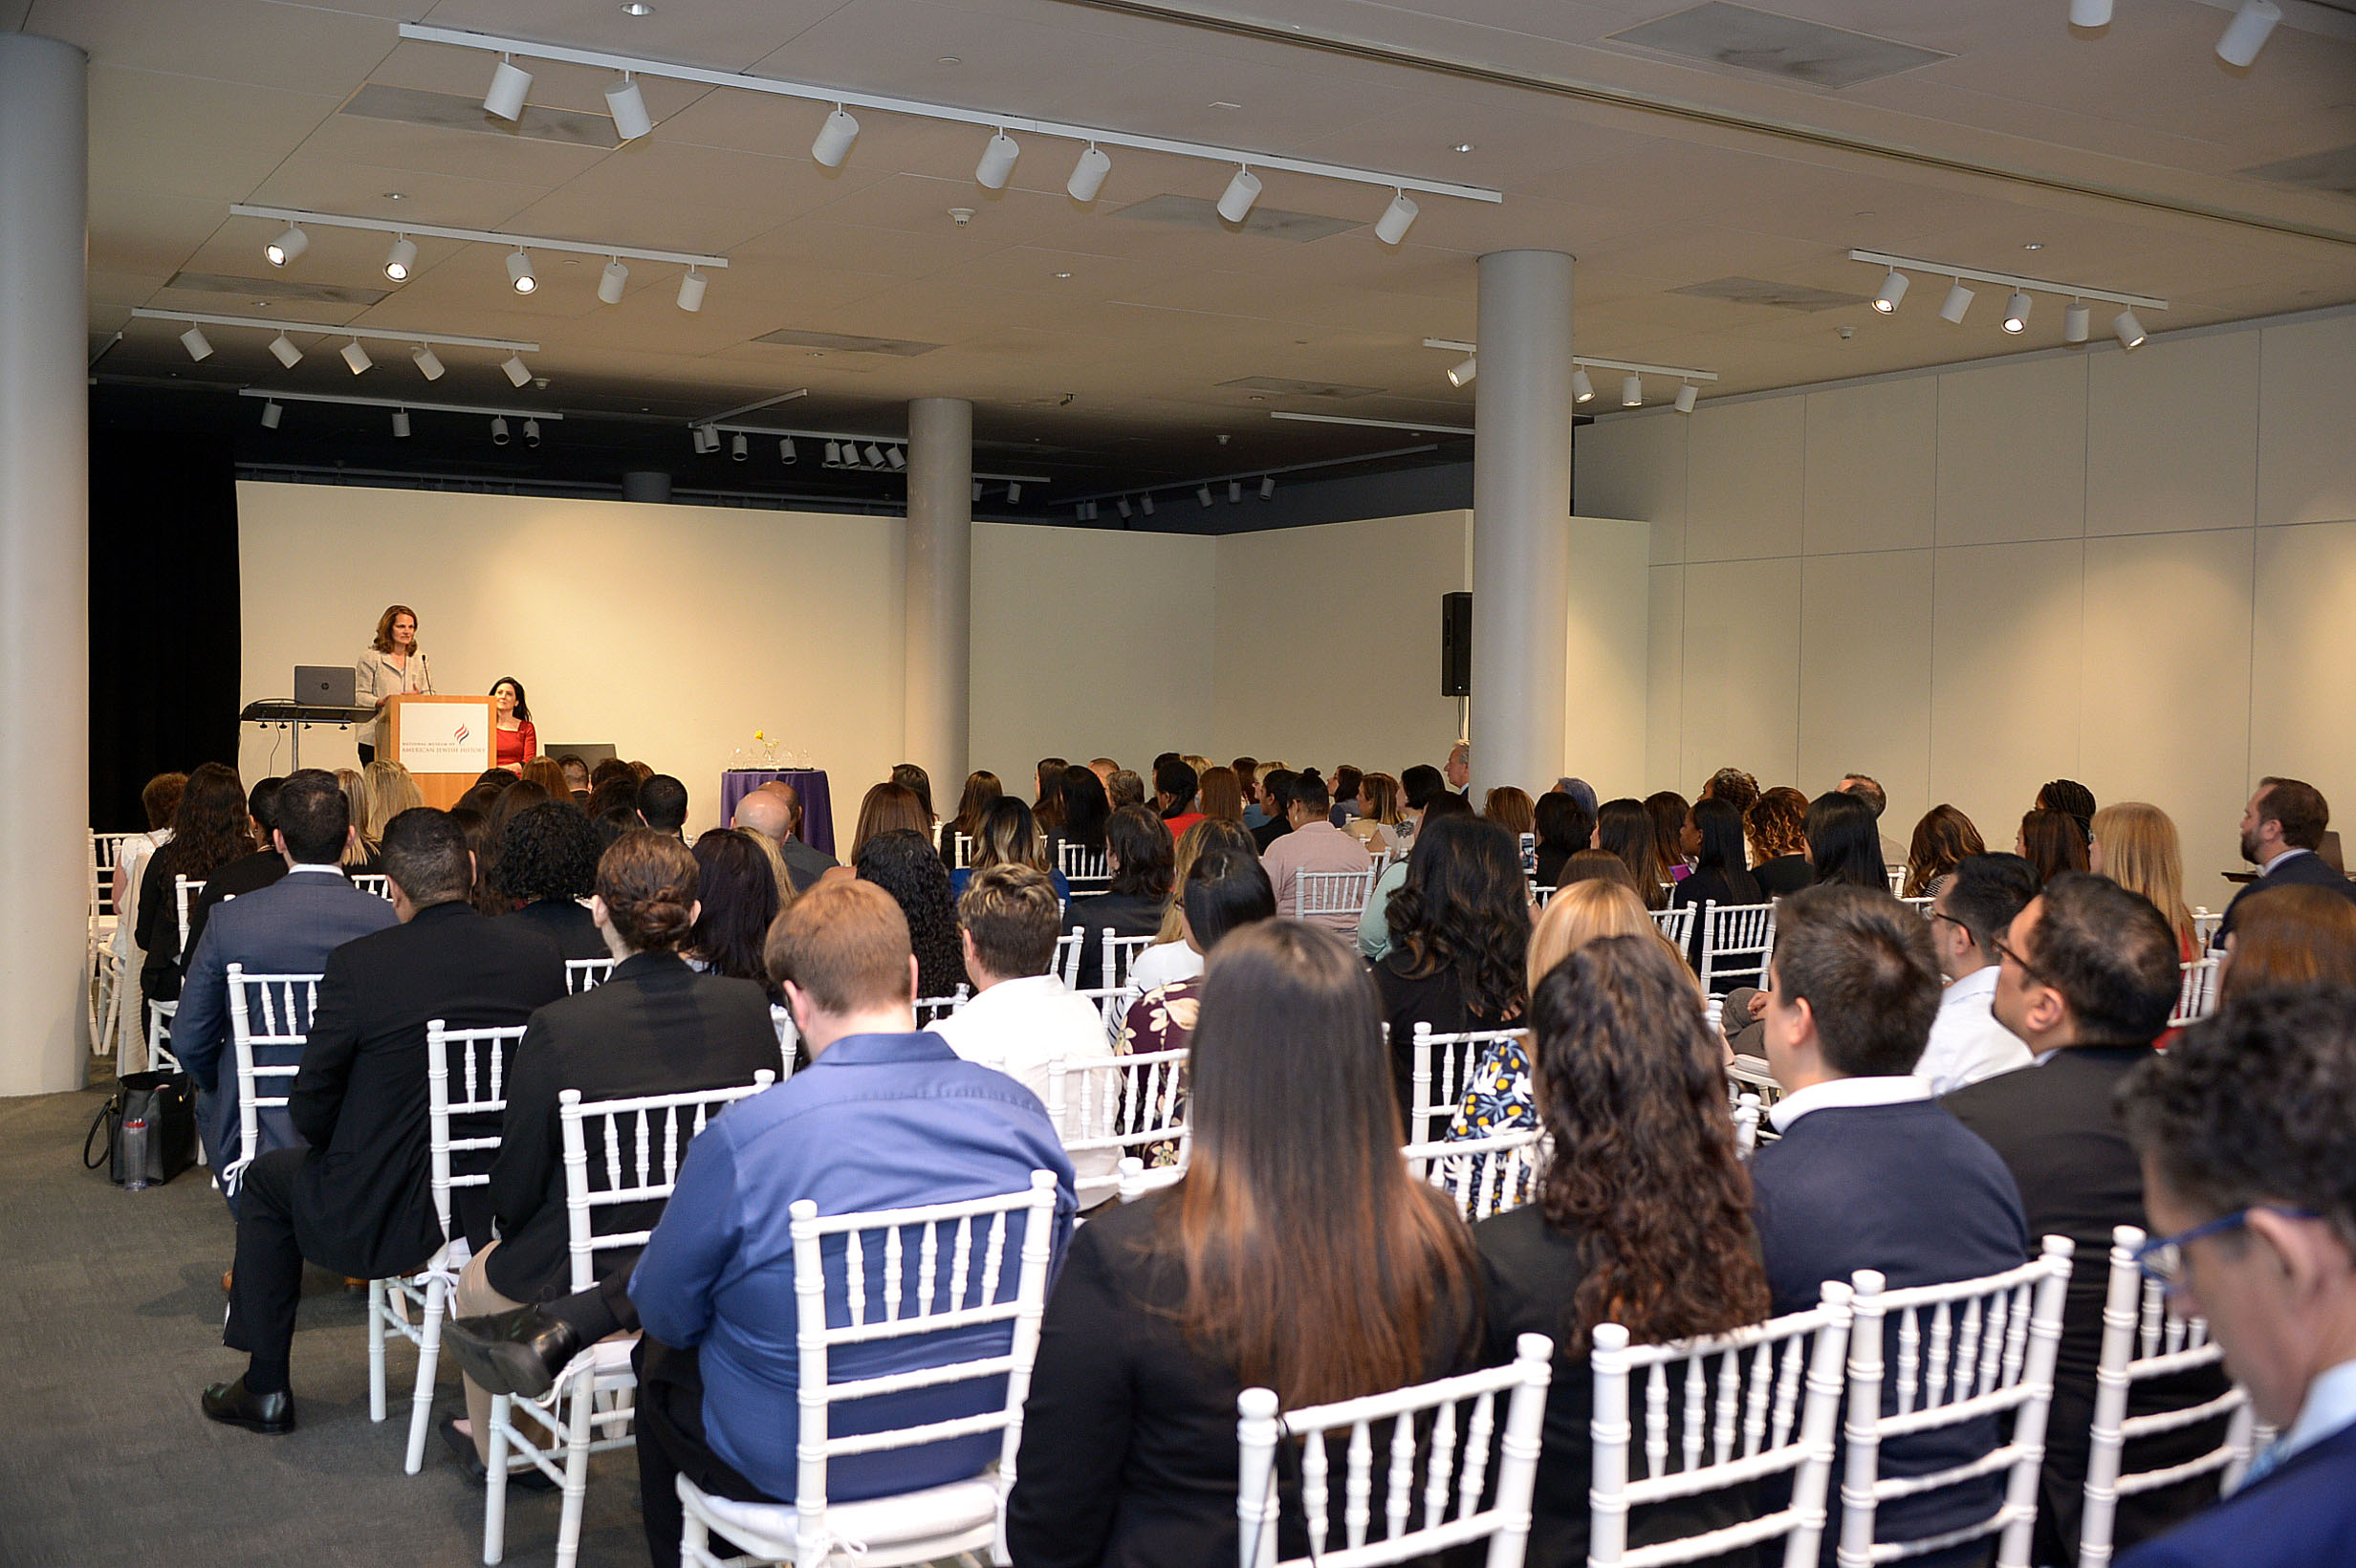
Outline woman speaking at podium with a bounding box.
[355,603,434,764]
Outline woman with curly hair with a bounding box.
[1374,813,1530,1134]
[1903,803,1985,899]
[470,779,550,915]
[686,829,783,1003]
[1746,785,1812,897]
[855,827,970,1002]
[1698,766,1760,817]
[135,761,252,1005]
[1472,935,1771,1568]
[495,800,607,959]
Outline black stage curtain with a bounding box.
[90,428,241,830]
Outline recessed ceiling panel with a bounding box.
[2241,142,2356,196]
[1606,3,1954,90]
[340,83,621,150]
[1215,375,1386,399]
[755,328,945,356]
[164,271,392,306]
[1111,194,1362,244]
[1670,275,1872,312]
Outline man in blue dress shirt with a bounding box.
[2115,985,2356,1568]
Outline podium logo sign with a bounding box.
[400,713,489,770]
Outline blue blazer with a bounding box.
[170,867,399,1202]
[2120,1421,2356,1568]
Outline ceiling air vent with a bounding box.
[1672,275,1869,312]
[2240,142,2356,197]
[164,271,391,306]
[754,329,943,356]
[339,83,621,148]
[1607,3,1952,89]
[1217,376,1385,399]
[1113,194,1361,243]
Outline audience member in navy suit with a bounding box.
[2217,776,2356,943]
[1748,883,2030,1566]
[169,769,397,1210]
[2115,986,2356,1568]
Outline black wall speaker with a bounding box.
[1441,591,1472,696]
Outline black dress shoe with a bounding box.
[441,1417,557,1492]
[444,1304,581,1400]
[202,1379,294,1435]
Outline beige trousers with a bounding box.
[453,1241,527,1463]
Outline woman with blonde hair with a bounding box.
[362,758,424,833]
[335,768,380,871]
[2090,801,2197,961]
[1347,772,1405,855]
[1131,818,1257,998]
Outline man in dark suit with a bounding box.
[1944,872,2225,1565]
[183,775,288,959]
[2218,776,2356,942]
[731,784,835,891]
[2115,987,2356,1568]
[200,807,567,1436]
[170,770,398,1209]
[636,773,689,838]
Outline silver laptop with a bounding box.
[294,665,358,707]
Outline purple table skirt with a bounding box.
[720,770,835,857]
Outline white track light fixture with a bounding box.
[265,225,308,268]
[491,416,511,446]
[484,54,533,120]
[2002,291,2033,334]
[886,446,905,470]
[1198,486,1215,508]
[1260,476,1276,500]
[599,258,629,304]
[1116,497,1132,519]
[864,443,885,468]
[500,353,532,387]
[2113,309,2147,349]
[269,332,302,368]
[1375,190,1419,246]
[506,249,537,294]
[1621,374,1643,408]
[383,235,417,282]
[260,400,282,429]
[1939,279,1976,324]
[1675,382,1699,415]
[606,73,653,140]
[2064,301,2091,343]
[524,418,541,447]
[1229,481,1243,503]
[341,338,373,375]
[1872,269,1909,314]
[691,425,714,454]
[179,324,213,362]
[976,130,1020,189]
[823,440,841,465]
[1217,166,1263,224]
[971,480,984,502]
[1067,143,1112,203]
[1139,493,1155,515]
[677,269,707,312]
[1007,482,1021,502]
[1571,368,1595,404]
[392,408,411,438]
[812,105,860,167]
[727,432,746,461]
[2069,0,2112,26]
[411,344,446,381]
[1447,355,1477,389]
[779,437,796,464]
[2217,0,2280,65]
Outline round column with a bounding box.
[904,398,972,792]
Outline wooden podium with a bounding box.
[387,693,496,808]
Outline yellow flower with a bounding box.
[753,730,767,741]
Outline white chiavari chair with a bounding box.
[915,984,971,1025]
[1051,926,1086,988]
[140,873,209,1073]
[563,957,615,994]
[1651,904,1698,952]
[1298,866,1380,923]
[952,832,973,870]
[1727,1059,1784,1146]
[1887,865,1908,895]
[1060,840,1110,892]
[1117,1151,1189,1203]
[221,966,321,1193]
[1101,930,1157,995]
[1733,1092,1764,1159]
[1698,903,1777,995]
[1400,1127,1545,1222]
[675,1171,1064,1568]
[352,872,392,900]
[1588,1279,1857,1568]
[1835,1236,2076,1568]
[1045,1045,1189,1209]
[2168,958,2221,1028]
[2190,908,2222,951]
[484,1075,775,1567]
[1235,1333,1554,1568]
[1900,897,1934,920]
[1407,1023,1524,1145]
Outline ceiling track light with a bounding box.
[341,338,373,375]
[1375,189,1419,246]
[971,480,985,503]
[506,248,537,294]
[1139,493,1155,515]
[599,257,629,304]
[259,399,283,429]
[2064,301,2091,343]
[383,235,417,282]
[1067,142,1111,203]
[491,415,512,446]
[2068,0,2112,26]
[1621,374,1644,408]
[886,446,905,470]
[1872,269,1909,313]
[1260,476,1276,500]
[2217,0,2280,65]
[128,307,539,360]
[391,408,411,438]
[1447,355,1477,388]
[862,443,884,467]
[1116,497,1133,519]
[411,343,446,381]
[1228,480,1242,503]
[524,418,542,447]
[976,129,1020,190]
[823,440,842,465]
[2002,290,2034,334]
[1007,481,1022,503]
[1217,165,1263,224]
[1571,367,1594,403]
[1938,279,1976,324]
[779,436,796,464]
[606,72,654,141]
[677,269,707,312]
[1847,250,2167,337]
[1197,485,1215,508]
[179,324,213,362]
[268,332,302,368]
[265,225,307,268]
[812,104,860,167]
[484,54,533,120]
[2113,308,2147,350]
[500,353,532,388]
[1674,382,1698,415]
[730,432,749,461]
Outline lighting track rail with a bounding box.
[1064,442,1446,508]
[129,308,538,354]
[1271,411,1475,435]
[235,388,563,420]
[1846,250,2166,311]
[227,204,730,271]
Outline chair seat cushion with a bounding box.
[687,1472,997,1558]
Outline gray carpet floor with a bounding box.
[0,1077,650,1568]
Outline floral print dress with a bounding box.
[1446,1031,1536,1142]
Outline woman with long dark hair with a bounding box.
[686,829,783,1002]
[1596,796,1668,909]
[1050,763,1112,860]
[496,800,607,959]
[1376,813,1531,1128]
[1008,922,1480,1566]
[1645,790,1695,882]
[1904,804,1985,899]
[1669,796,1766,975]
[939,769,1002,867]
[1532,790,1595,889]
[951,795,1069,902]
[1475,936,1773,1568]
[854,827,969,1001]
[1065,804,1176,990]
[848,780,929,861]
[490,676,536,773]
[1804,789,1887,890]
[135,762,253,1004]
[2017,807,2091,886]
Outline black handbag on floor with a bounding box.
[83,1070,199,1188]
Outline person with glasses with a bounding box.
[1914,853,2039,1095]
[2110,986,2356,1568]
[1944,871,2228,1565]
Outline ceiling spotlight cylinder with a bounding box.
[1259,476,1275,500]
[382,235,417,282]
[341,338,373,374]
[1139,493,1155,515]
[975,131,1020,189]
[179,324,213,362]
[1571,367,1595,403]
[677,269,707,312]
[1621,374,1643,408]
[1674,382,1699,414]
[599,258,629,304]
[824,440,842,465]
[779,436,797,464]
[606,76,653,141]
[812,106,860,167]
[1116,497,1132,518]
[491,416,511,446]
[1198,486,1214,509]
[260,400,283,429]
[2002,291,2033,334]
[524,418,541,447]
[864,443,885,467]
[1872,269,1909,313]
[501,354,532,388]
[2217,0,2280,65]
[506,248,536,294]
[1375,191,1419,246]
[391,408,411,439]
[2069,0,2112,25]
[269,332,302,368]
[1228,480,1242,503]
[886,446,905,470]
[1006,482,1021,503]
[1447,355,1477,388]
[411,344,446,381]
[265,225,308,267]
[731,432,748,461]
[1067,144,1112,203]
[1217,166,1263,224]
[2113,308,2147,349]
[1938,279,1975,324]
[2064,301,2091,343]
[485,56,533,120]
[971,480,984,503]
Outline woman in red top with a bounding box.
[490,676,537,773]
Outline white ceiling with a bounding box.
[30,0,2356,485]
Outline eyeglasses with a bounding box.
[2133,1206,2322,1289]
[1990,935,2051,988]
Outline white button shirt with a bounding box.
[1916,966,2034,1096]
[927,974,1120,1183]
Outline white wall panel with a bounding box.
[2258,315,2356,529]
[1680,555,1801,790]
[2086,331,2258,536]
[1930,538,2085,853]
[1646,564,1685,794]
[2252,519,2356,820]
[1564,517,1650,800]
[1803,378,1936,555]
[1685,397,1804,563]
[1577,412,1689,563]
[1799,549,1932,830]
[1935,354,2087,547]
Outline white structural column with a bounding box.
[1470,250,1574,797]
[0,34,93,1095]
[904,397,973,791]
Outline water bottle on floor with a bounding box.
[121,1114,149,1190]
